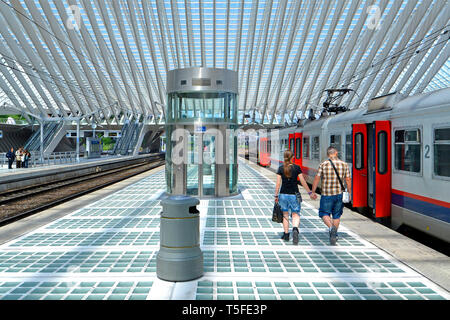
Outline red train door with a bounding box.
[374,121,391,218]
[352,124,368,207]
[288,133,295,155]
[294,132,303,167]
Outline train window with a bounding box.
[330,135,342,157]
[355,133,364,170]
[395,129,421,173]
[434,127,450,177]
[378,131,388,174]
[290,138,294,153]
[295,138,301,159]
[345,134,352,164]
[312,136,320,160]
[303,137,310,159]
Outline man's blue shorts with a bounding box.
[279,194,300,215]
[319,194,343,219]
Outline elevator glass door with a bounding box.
[186,133,199,196]
[202,134,216,196]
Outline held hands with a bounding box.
[309,192,318,200]
[274,195,279,203]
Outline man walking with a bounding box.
[311,147,351,245]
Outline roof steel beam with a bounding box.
[94,0,141,116]
[357,2,438,105]
[359,0,429,104]
[36,0,108,124]
[289,0,331,122]
[110,0,152,117]
[310,0,360,111]
[343,0,411,108]
[414,41,450,94]
[301,0,346,115]
[269,0,304,124]
[156,0,178,69]
[0,35,49,117]
[260,0,288,124]
[184,0,196,66]
[0,27,64,117]
[241,0,260,123]
[126,0,159,121]
[199,0,206,67]
[170,0,186,68]
[81,0,135,119]
[5,0,82,118]
[382,1,448,95]
[0,56,38,116]
[278,0,316,124]
[330,0,389,109]
[141,0,167,116]
[233,0,245,73]
[404,35,450,95]
[224,0,230,68]
[213,0,216,68]
[322,0,374,104]
[250,0,274,123]
[63,1,120,123]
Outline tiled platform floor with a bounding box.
[0,163,448,300]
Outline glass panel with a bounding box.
[303,137,309,158]
[405,129,420,142]
[330,135,342,157]
[435,128,450,141]
[378,131,387,174]
[434,128,450,177]
[345,134,352,164]
[296,138,301,159]
[394,144,421,172]
[290,138,294,152]
[434,144,450,177]
[355,133,364,170]
[394,129,421,173]
[312,136,320,160]
[186,134,199,196]
[202,134,216,196]
[229,132,238,193]
[168,92,237,123]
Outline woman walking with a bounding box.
[275,150,315,245]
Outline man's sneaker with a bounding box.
[330,226,337,245]
[281,233,290,241]
[292,227,299,245]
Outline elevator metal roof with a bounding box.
[0,0,448,125]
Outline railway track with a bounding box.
[0,155,165,225]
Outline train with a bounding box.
[242,88,450,243]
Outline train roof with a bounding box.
[318,87,450,127]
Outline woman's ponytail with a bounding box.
[283,150,294,178]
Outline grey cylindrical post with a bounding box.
[157,195,203,282]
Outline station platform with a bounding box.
[0,161,448,300]
[0,154,160,193]
[0,154,141,179]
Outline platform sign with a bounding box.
[195,125,206,133]
[86,137,102,159]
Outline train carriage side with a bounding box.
[300,118,328,185]
[388,89,450,242]
[270,127,291,171]
[325,88,450,242]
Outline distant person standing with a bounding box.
[23,149,30,168]
[311,147,351,245]
[6,147,15,169]
[15,147,22,168]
